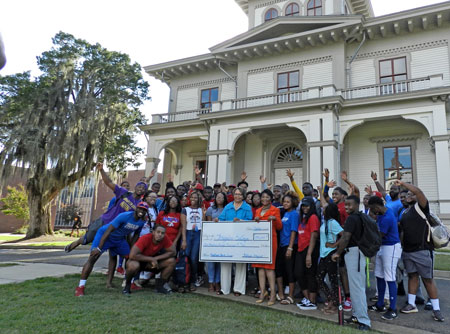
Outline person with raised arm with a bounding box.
[371,171,403,222]
[396,180,444,322]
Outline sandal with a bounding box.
[233,292,242,297]
[189,285,197,292]
[216,290,224,295]
[267,297,276,306]
[280,297,293,305]
[255,291,268,303]
[208,283,215,292]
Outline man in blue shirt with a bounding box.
[370,171,403,222]
[368,196,402,321]
[74,202,149,297]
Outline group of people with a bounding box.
[66,163,445,331]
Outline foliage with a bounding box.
[0,32,150,237]
[0,184,29,222]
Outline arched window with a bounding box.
[265,8,278,21]
[285,3,300,16]
[307,0,322,16]
[276,145,303,162]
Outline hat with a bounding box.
[213,183,221,187]
[135,182,148,191]
[373,191,383,198]
[229,184,236,188]
[136,201,149,210]
[300,197,315,207]
[194,183,204,191]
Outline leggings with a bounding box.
[316,252,339,305]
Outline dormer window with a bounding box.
[307,0,322,16]
[285,3,300,16]
[265,8,278,21]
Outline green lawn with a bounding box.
[0,274,361,334]
[435,254,450,271]
[0,263,19,267]
[0,235,23,241]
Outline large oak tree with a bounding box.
[0,32,149,238]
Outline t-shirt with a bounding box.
[337,202,348,227]
[206,206,224,220]
[385,194,403,222]
[297,214,320,252]
[98,211,145,241]
[155,211,181,242]
[272,201,285,218]
[101,185,140,225]
[135,234,173,256]
[343,213,363,248]
[400,202,433,252]
[219,202,253,221]
[377,207,400,245]
[203,199,215,210]
[280,210,299,247]
[182,207,203,231]
[320,218,343,258]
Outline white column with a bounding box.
[217,153,232,185]
[434,138,450,213]
[322,112,338,182]
[145,157,161,185]
[308,118,322,187]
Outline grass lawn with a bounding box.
[435,254,450,271]
[0,263,19,267]
[0,235,23,241]
[0,274,362,334]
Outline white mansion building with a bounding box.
[142,0,450,219]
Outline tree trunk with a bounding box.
[26,180,53,239]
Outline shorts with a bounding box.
[374,243,402,281]
[91,230,130,257]
[82,218,104,245]
[402,249,434,279]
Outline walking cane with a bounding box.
[336,257,344,326]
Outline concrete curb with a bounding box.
[193,287,432,334]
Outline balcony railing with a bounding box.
[151,74,444,124]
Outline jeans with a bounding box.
[207,262,221,283]
[186,229,201,283]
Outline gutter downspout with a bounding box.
[346,30,367,95]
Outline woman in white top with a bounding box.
[181,191,205,291]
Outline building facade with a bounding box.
[141,0,450,220]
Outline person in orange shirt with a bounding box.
[253,189,282,306]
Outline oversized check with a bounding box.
[200,221,272,263]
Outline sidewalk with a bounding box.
[0,262,81,284]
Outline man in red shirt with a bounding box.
[123,225,176,295]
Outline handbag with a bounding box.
[415,203,450,249]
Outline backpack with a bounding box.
[173,250,190,286]
[354,212,382,258]
[415,203,450,249]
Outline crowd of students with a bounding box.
[66,163,445,331]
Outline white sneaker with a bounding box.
[297,298,310,309]
[299,301,318,310]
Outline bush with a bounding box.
[1,185,29,230]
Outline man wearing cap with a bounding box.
[75,202,149,296]
[213,183,222,195]
[65,162,147,252]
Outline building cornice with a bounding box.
[178,76,237,90]
[248,55,332,74]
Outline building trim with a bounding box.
[255,0,289,10]
[432,135,450,142]
[369,133,423,144]
[178,76,237,90]
[206,149,234,156]
[307,140,338,148]
[349,40,448,61]
[248,55,332,74]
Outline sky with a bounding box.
[0,0,447,169]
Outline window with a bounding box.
[379,57,408,94]
[285,3,300,16]
[383,146,413,189]
[200,87,218,109]
[307,0,322,16]
[265,8,278,21]
[277,71,299,93]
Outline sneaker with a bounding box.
[401,304,418,314]
[381,308,398,320]
[297,297,309,307]
[343,298,352,312]
[357,324,370,331]
[156,283,172,294]
[122,287,131,296]
[432,310,444,322]
[74,286,85,297]
[416,296,425,305]
[369,295,378,302]
[131,283,142,291]
[368,303,386,312]
[344,315,359,325]
[194,276,204,287]
[424,299,432,311]
[299,301,318,310]
[64,244,72,253]
[116,267,125,275]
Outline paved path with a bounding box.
[0,248,448,334]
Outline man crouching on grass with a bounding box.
[123,224,176,295]
[75,202,149,297]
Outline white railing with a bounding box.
[150,74,444,124]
